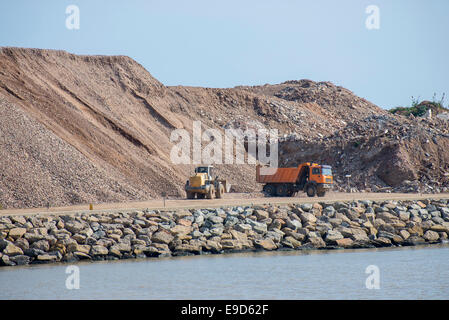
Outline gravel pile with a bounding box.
[0,47,448,209]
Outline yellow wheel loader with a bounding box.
[185,166,230,199]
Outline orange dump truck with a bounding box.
[256,163,333,197]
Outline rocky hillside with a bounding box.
[0,47,448,208]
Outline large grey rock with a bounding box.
[90,245,109,256]
[234,223,252,234]
[299,212,317,224]
[31,240,50,252]
[423,230,440,242]
[208,216,224,224]
[245,219,267,233]
[3,242,24,256]
[64,221,85,234]
[224,216,239,227]
[305,236,326,248]
[9,255,31,265]
[254,210,269,221]
[323,206,336,217]
[300,203,313,212]
[8,228,27,239]
[286,219,302,230]
[151,231,174,244]
[254,239,277,250]
[325,230,344,242]
[265,231,283,243]
[210,227,224,236]
[1,255,15,266]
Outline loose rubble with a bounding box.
[1,198,449,267]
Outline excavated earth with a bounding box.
[0,47,448,209]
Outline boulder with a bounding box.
[305,236,326,248]
[36,254,58,262]
[8,228,27,239]
[0,254,15,266]
[254,210,269,221]
[408,225,424,237]
[90,245,109,256]
[152,230,174,244]
[173,210,192,220]
[423,230,440,242]
[374,237,392,246]
[170,225,191,237]
[9,255,31,265]
[405,236,426,245]
[325,230,344,242]
[399,229,410,240]
[285,219,302,230]
[254,239,277,250]
[335,238,353,247]
[64,221,85,234]
[299,212,317,224]
[14,238,29,251]
[234,224,252,234]
[31,240,50,252]
[205,240,222,252]
[282,236,301,249]
[3,243,24,256]
[11,216,27,225]
[230,230,248,242]
[221,239,243,251]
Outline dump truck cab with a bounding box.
[303,163,333,197]
[257,163,334,197]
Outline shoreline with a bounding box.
[1,198,449,267]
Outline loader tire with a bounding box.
[197,193,205,199]
[206,186,215,199]
[186,192,195,199]
[216,184,224,199]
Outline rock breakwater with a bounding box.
[1,199,449,266]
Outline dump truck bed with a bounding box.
[256,166,302,184]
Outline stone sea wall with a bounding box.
[1,199,449,266]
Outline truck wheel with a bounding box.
[317,191,326,197]
[186,192,195,199]
[306,185,317,197]
[263,184,275,197]
[216,184,224,199]
[206,186,215,199]
[276,184,288,197]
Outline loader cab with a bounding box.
[195,166,213,180]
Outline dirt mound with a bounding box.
[0,47,448,208]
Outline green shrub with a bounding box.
[389,93,447,117]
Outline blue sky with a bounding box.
[1,0,448,109]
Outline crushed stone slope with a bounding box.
[0,47,448,208]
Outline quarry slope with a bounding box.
[0,47,448,209]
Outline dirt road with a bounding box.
[1,192,449,217]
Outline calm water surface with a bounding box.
[1,245,449,299]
